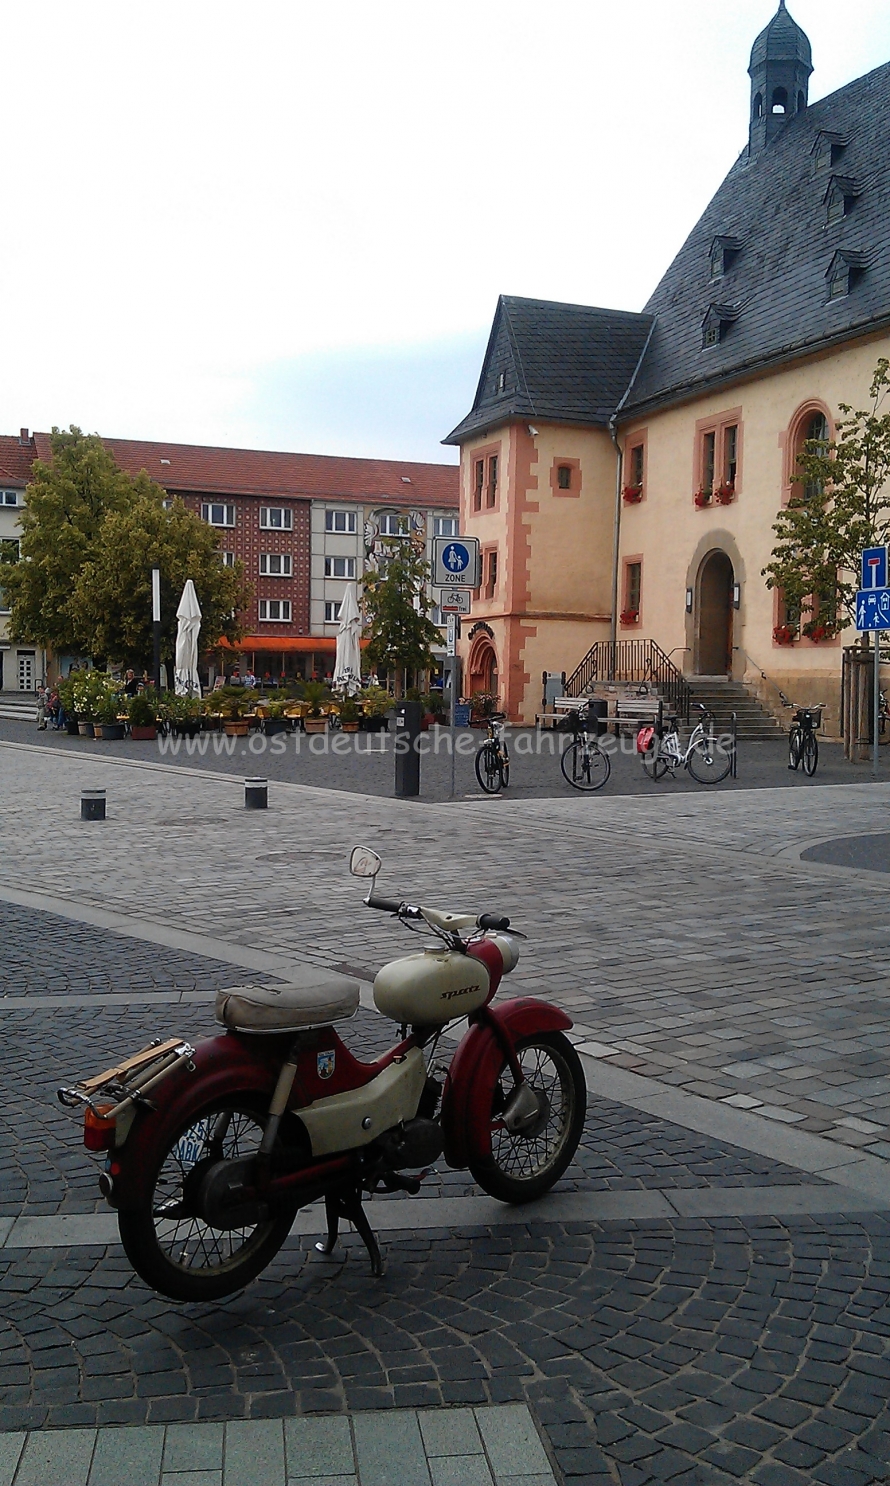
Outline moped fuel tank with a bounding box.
[373,949,489,1026]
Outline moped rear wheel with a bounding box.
[470,1032,586,1204]
[118,1097,299,1302]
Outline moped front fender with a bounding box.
[110,1032,286,1211]
[440,998,573,1170]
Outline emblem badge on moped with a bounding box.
[317,1050,336,1080]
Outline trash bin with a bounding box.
[586,698,608,736]
[394,700,421,797]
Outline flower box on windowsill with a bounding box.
[622,485,643,504]
[773,625,797,646]
[802,623,835,644]
[714,484,736,505]
[694,490,712,508]
[619,610,640,627]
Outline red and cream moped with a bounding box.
[59,846,586,1301]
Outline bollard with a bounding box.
[81,788,106,821]
[394,701,421,798]
[245,777,268,810]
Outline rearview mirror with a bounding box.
[349,845,382,879]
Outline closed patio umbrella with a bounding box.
[333,583,362,695]
[174,579,202,696]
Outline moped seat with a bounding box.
[215,977,360,1033]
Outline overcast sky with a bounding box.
[4,1,889,466]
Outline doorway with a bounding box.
[468,638,499,700]
[17,652,35,691]
[696,551,733,675]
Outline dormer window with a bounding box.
[709,236,743,280]
[701,303,738,350]
[812,131,848,174]
[824,175,860,225]
[826,249,867,300]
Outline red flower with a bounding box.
[620,609,639,626]
[773,625,796,646]
[694,490,712,508]
[622,484,643,503]
[714,483,735,505]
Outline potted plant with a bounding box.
[803,619,834,643]
[337,696,362,732]
[622,484,643,503]
[128,689,158,740]
[72,670,111,737]
[714,483,735,505]
[94,685,126,740]
[470,691,499,726]
[773,624,797,646]
[215,685,256,736]
[619,609,640,626]
[357,685,391,732]
[694,489,712,508]
[262,699,292,736]
[58,677,81,734]
[302,680,331,734]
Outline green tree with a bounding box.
[4,425,249,668]
[362,540,442,696]
[763,359,890,639]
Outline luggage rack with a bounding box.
[58,1037,195,1120]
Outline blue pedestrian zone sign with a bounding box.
[861,546,888,589]
[856,588,890,630]
[443,542,471,574]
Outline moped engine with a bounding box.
[377,1118,443,1171]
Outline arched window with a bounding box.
[771,87,788,115]
[802,412,829,500]
[753,92,763,119]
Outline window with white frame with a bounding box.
[220,551,236,567]
[258,599,291,621]
[324,555,356,578]
[380,513,411,537]
[260,506,292,530]
[2,490,21,506]
[434,516,459,537]
[201,502,236,527]
[324,600,342,622]
[325,509,357,533]
[259,553,293,575]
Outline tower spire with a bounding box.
[748,3,813,154]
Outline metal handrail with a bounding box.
[564,639,690,721]
[734,646,796,720]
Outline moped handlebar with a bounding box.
[478,913,511,931]
[366,895,512,934]
[367,893,412,915]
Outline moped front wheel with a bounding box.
[118,1097,299,1302]
[470,1032,586,1204]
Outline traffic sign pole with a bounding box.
[875,640,880,779]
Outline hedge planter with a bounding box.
[77,722,95,738]
[130,725,157,741]
[66,718,80,736]
[262,719,291,736]
[96,723,126,741]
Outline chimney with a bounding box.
[19,428,29,445]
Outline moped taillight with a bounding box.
[83,1104,116,1152]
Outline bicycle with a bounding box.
[638,703,733,784]
[559,702,611,792]
[475,713,510,794]
[787,702,824,777]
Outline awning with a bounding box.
[216,636,369,653]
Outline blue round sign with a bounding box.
[443,542,470,573]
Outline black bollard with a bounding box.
[245,777,268,810]
[394,701,421,798]
[81,788,106,821]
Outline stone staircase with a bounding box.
[683,677,785,741]
[0,693,38,723]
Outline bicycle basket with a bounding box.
[636,725,656,754]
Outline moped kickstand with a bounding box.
[315,1185,385,1277]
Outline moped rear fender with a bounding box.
[440,998,573,1171]
[110,1032,285,1211]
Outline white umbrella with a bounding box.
[333,583,362,695]
[174,579,202,697]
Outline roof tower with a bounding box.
[749,1,813,154]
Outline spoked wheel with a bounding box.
[475,743,503,794]
[117,1099,298,1302]
[687,735,733,784]
[788,727,801,770]
[560,740,610,791]
[470,1032,587,1204]
[802,732,818,777]
[499,751,510,789]
[641,747,670,782]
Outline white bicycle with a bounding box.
[638,703,733,785]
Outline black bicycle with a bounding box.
[560,702,611,792]
[475,713,510,794]
[788,702,824,777]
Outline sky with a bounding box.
[4,1,890,466]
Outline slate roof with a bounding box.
[750,1,812,70]
[28,433,458,508]
[443,296,653,444]
[625,60,890,415]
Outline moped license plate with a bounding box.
[175,1121,209,1169]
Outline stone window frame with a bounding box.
[550,457,582,499]
[693,408,743,501]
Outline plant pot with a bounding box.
[97,723,126,741]
[263,719,291,735]
[130,725,157,741]
[223,720,250,737]
[77,722,94,738]
[174,720,202,738]
[66,718,80,735]
[303,717,328,735]
[341,722,360,733]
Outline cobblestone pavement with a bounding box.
[2,716,884,800]
[2,741,890,1154]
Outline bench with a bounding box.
[536,692,676,734]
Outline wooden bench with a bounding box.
[614,693,676,734]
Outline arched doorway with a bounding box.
[467,636,499,700]
[696,550,734,675]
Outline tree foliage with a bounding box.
[361,540,442,694]
[4,426,250,667]
[763,360,890,636]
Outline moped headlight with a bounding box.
[491,934,521,973]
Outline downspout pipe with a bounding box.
[608,320,656,661]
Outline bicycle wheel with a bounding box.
[687,735,732,784]
[117,1098,299,1302]
[499,749,510,789]
[641,744,670,781]
[475,742,503,794]
[560,739,610,791]
[802,731,818,777]
[788,727,801,770]
[469,1032,587,1204]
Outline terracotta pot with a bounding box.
[130,725,157,740]
[224,720,250,737]
[303,717,328,735]
[341,722,360,732]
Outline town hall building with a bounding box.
[445,3,890,731]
